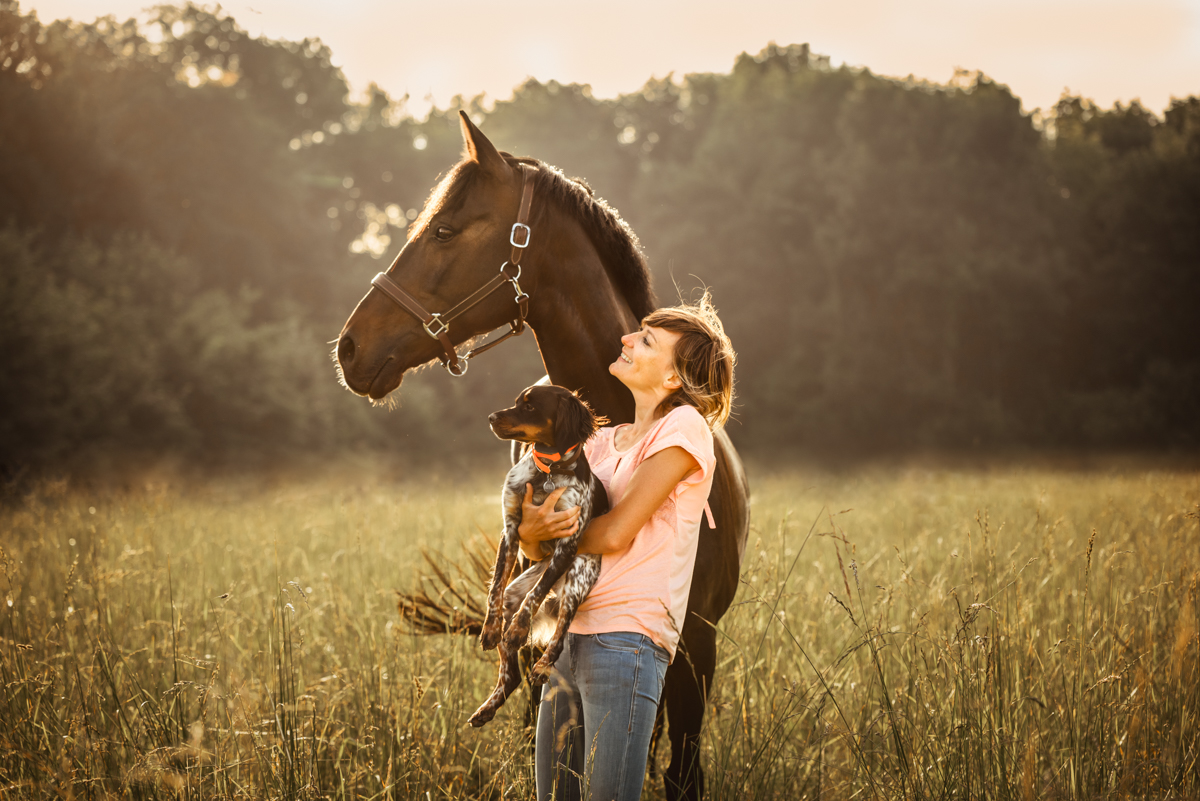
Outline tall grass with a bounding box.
[1,459,1196,799]
[705,465,1199,800]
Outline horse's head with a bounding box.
[336,112,533,400]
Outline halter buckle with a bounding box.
[510,223,531,248]
[423,314,449,339]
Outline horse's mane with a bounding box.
[511,155,657,320]
[418,155,657,320]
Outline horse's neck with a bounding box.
[527,213,639,425]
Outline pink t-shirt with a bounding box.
[571,404,716,659]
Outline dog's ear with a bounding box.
[555,392,600,453]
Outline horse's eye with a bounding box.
[434,225,455,242]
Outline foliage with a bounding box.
[1,4,1198,467]
[0,227,466,463]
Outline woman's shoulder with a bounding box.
[645,405,715,484]
[658,404,711,440]
[645,405,713,458]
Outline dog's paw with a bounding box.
[503,624,530,652]
[478,623,501,651]
[503,610,531,648]
[529,658,555,685]
[467,702,497,728]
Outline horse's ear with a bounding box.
[459,110,509,179]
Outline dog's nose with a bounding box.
[488,412,499,424]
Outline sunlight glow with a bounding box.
[349,202,393,257]
[21,0,1200,116]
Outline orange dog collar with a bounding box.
[531,443,581,474]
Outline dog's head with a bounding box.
[488,384,608,451]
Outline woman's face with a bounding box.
[610,325,681,394]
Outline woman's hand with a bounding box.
[517,484,581,561]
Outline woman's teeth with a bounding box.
[620,353,632,363]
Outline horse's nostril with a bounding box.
[338,335,356,365]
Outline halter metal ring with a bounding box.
[447,357,468,377]
[502,262,522,281]
[510,223,531,248]
[423,314,449,339]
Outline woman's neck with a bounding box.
[617,387,670,446]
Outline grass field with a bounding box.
[1,458,1197,799]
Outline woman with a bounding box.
[518,294,735,801]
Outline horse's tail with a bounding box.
[395,534,494,635]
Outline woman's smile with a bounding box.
[610,325,680,395]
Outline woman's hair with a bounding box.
[642,291,736,429]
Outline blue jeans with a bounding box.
[535,632,670,801]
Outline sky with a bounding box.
[21,0,1200,118]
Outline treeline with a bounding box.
[1,2,1197,468]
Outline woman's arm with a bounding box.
[579,446,698,554]
[517,446,698,560]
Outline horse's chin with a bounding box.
[357,349,442,401]
[367,369,403,401]
[351,355,405,401]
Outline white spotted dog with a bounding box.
[468,384,609,728]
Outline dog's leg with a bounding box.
[503,542,577,652]
[480,535,521,650]
[503,561,548,623]
[528,595,578,686]
[530,555,599,684]
[480,495,523,651]
[467,636,525,727]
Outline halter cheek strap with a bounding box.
[369,164,535,376]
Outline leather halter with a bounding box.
[370,164,535,376]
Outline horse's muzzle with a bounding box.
[336,333,403,399]
[336,333,356,367]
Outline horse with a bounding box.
[335,111,750,801]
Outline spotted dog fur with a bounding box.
[468,385,609,728]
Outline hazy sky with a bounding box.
[23,0,1200,117]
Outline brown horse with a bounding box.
[336,112,749,801]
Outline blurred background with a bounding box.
[2,0,1198,473]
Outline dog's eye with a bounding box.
[434,224,455,242]
[523,402,534,411]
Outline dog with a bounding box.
[467,384,609,728]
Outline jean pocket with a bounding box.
[646,639,670,668]
[591,632,643,654]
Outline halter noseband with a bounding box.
[369,163,535,376]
